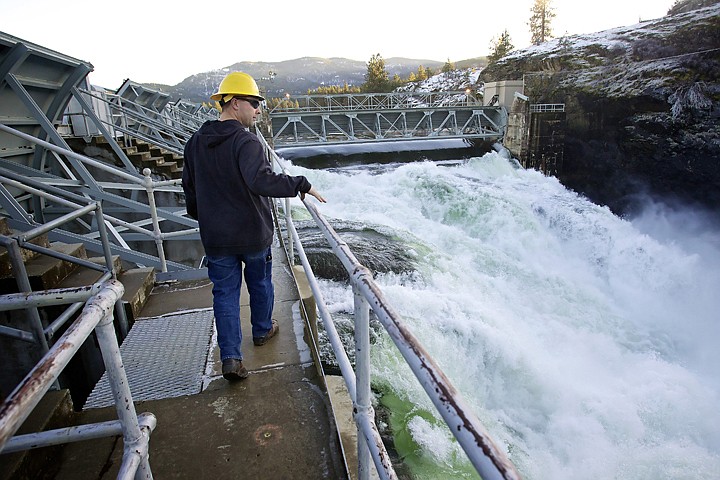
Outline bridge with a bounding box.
[268,91,507,147]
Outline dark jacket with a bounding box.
[182,120,311,255]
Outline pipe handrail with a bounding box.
[0,195,129,345]
[302,199,521,480]
[0,172,157,245]
[0,123,197,272]
[76,87,208,153]
[273,159,397,480]
[0,122,165,186]
[261,135,521,479]
[0,280,156,478]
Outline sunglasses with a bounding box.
[235,97,261,109]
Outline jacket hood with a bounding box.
[197,120,247,148]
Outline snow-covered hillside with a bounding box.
[483,3,719,99]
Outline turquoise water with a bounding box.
[289,153,720,479]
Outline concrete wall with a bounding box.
[504,97,530,161]
[503,97,566,176]
[483,80,525,107]
[527,112,566,176]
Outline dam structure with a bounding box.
[0,31,522,479]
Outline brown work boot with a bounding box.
[253,319,279,346]
[222,358,249,380]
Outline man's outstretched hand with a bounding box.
[301,186,326,203]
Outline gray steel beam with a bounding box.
[5,74,100,191]
[69,86,140,174]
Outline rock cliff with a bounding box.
[482,1,720,215]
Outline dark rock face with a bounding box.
[287,220,418,281]
[670,0,719,15]
[482,2,720,215]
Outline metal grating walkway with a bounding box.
[85,309,214,409]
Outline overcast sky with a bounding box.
[1,0,675,89]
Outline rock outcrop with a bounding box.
[482,1,720,215]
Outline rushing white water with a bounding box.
[288,152,720,479]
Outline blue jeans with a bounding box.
[206,247,274,361]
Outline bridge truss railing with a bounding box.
[268,91,505,147]
[270,90,481,113]
[530,103,565,113]
[270,106,507,147]
[260,134,521,480]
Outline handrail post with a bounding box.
[2,238,53,360]
[143,168,167,272]
[93,284,155,479]
[94,201,130,338]
[285,198,294,265]
[94,202,116,277]
[354,285,371,480]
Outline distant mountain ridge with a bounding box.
[147,56,456,103]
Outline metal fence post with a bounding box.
[92,281,155,479]
[94,201,130,338]
[143,169,167,273]
[3,239,50,354]
[285,198,294,265]
[354,286,371,480]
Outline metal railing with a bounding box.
[530,103,565,113]
[0,200,128,345]
[79,88,189,155]
[0,192,156,477]
[261,135,521,480]
[71,87,217,156]
[0,279,156,479]
[0,122,199,274]
[270,90,482,113]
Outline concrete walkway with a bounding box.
[51,241,350,479]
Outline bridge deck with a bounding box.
[50,241,349,479]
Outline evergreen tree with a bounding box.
[488,29,514,63]
[391,73,402,88]
[307,83,361,95]
[441,58,455,73]
[408,72,417,82]
[416,65,427,81]
[363,53,390,92]
[529,0,555,45]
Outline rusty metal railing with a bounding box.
[0,279,156,479]
[260,134,521,480]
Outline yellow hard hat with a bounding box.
[210,72,264,103]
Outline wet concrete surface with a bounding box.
[50,242,350,479]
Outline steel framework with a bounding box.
[269,92,506,147]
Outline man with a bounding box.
[182,71,326,381]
